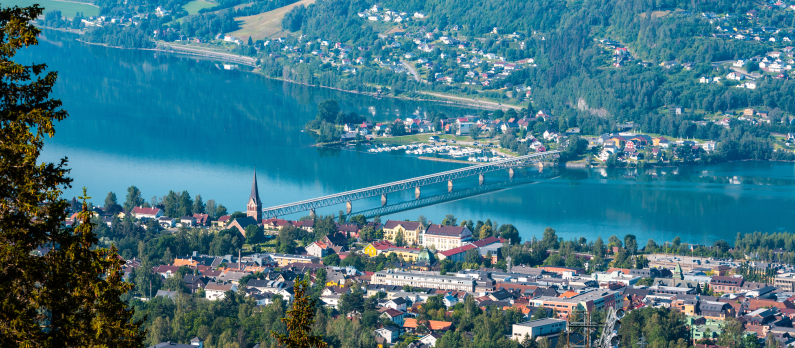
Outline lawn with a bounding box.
[229,0,315,41]
[6,0,99,17]
[182,0,214,15]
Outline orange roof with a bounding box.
[174,258,198,267]
[559,290,579,299]
[607,268,631,275]
[403,318,452,331]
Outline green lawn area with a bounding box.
[7,0,99,17]
[182,0,214,15]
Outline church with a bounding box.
[227,170,262,236]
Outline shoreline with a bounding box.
[46,27,522,111]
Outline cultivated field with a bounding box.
[182,0,214,15]
[229,0,315,41]
[6,0,99,17]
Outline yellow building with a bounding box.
[380,247,422,262]
[364,241,396,257]
[383,220,425,246]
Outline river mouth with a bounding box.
[26,29,795,245]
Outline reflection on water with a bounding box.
[25,30,795,245]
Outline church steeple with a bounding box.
[247,170,262,223]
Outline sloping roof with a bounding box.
[380,308,404,318]
[471,236,501,248]
[205,282,235,291]
[369,241,395,250]
[384,220,423,230]
[403,318,452,331]
[132,207,160,215]
[438,244,477,257]
[425,224,467,236]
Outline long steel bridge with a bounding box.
[262,151,559,219]
[344,168,559,219]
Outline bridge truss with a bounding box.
[262,151,559,219]
[344,169,559,219]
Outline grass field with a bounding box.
[229,0,315,41]
[182,0,214,15]
[5,0,99,17]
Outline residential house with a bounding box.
[379,308,407,326]
[385,297,408,311]
[132,207,163,220]
[403,318,452,333]
[364,241,396,257]
[306,241,331,258]
[183,274,208,293]
[374,326,401,344]
[204,282,238,301]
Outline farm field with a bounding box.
[229,0,315,41]
[182,0,214,15]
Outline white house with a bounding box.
[306,241,330,258]
[205,282,238,301]
[420,333,443,347]
[375,327,401,344]
[727,72,744,80]
[132,206,163,220]
[385,297,408,311]
[443,294,458,308]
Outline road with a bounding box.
[420,92,523,110]
[158,42,257,66]
[401,60,421,82]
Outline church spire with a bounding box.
[247,169,262,223]
[250,169,261,206]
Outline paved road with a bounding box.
[420,92,523,110]
[401,60,421,82]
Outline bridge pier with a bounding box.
[381,194,387,207]
[310,209,316,219]
[508,168,515,179]
[259,151,559,218]
[346,201,352,214]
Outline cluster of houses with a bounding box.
[64,204,221,230]
[279,19,536,95]
[699,49,795,88]
[145,174,795,347]
[357,4,426,23]
[599,38,638,68]
[708,6,793,45]
[591,132,717,162]
[144,237,795,348]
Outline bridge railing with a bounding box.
[262,151,559,218]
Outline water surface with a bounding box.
[26,30,795,245]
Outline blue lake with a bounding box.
[26,30,795,245]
